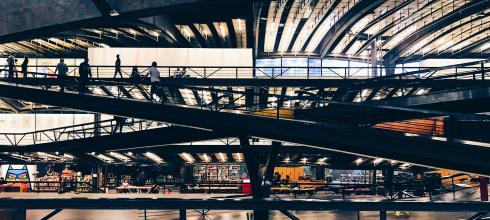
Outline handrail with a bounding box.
[0,118,165,146]
[0,67,488,143]
[0,59,488,80]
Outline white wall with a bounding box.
[0,114,94,133]
[88,48,253,67]
[419,59,486,67]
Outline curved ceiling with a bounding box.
[0,0,489,64]
[256,0,490,64]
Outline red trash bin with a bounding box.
[241,178,252,195]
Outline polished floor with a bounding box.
[0,186,486,220]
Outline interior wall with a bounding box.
[88,48,253,67]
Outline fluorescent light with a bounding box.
[233,153,243,162]
[201,153,211,163]
[129,29,136,35]
[126,152,133,156]
[400,163,411,169]
[145,152,164,164]
[355,158,364,165]
[316,157,328,165]
[110,29,118,34]
[152,31,159,37]
[109,152,131,162]
[219,24,226,38]
[373,158,383,165]
[180,153,195,164]
[300,157,308,164]
[92,154,113,163]
[217,152,227,163]
[282,156,291,164]
[237,19,243,31]
[37,152,60,159]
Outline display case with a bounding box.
[193,165,207,181]
[106,173,117,188]
[192,164,245,182]
[120,175,132,184]
[206,165,218,181]
[33,175,61,192]
[218,165,229,181]
[229,165,241,182]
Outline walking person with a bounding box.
[78,58,92,94]
[21,55,28,79]
[55,58,69,92]
[7,53,15,79]
[113,54,122,78]
[130,66,141,84]
[112,116,126,134]
[145,61,161,102]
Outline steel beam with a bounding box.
[0,198,488,212]
[1,82,490,175]
[0,126,227,153]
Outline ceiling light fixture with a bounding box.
[373,158,383,165]
[218,152,227,163]
[180,153,195,164]
[109,10,119,17]
[145,152,164,164]
[300,157,308,164]
[109,152,131,162]
[202,153,211,163]
[355,158,364,165]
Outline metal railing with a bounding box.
[0,119,166,146]
[0,65,488,144]
[0,60,488,80]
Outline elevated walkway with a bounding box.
[0,81,489,176]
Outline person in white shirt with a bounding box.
[145,61,161,102]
